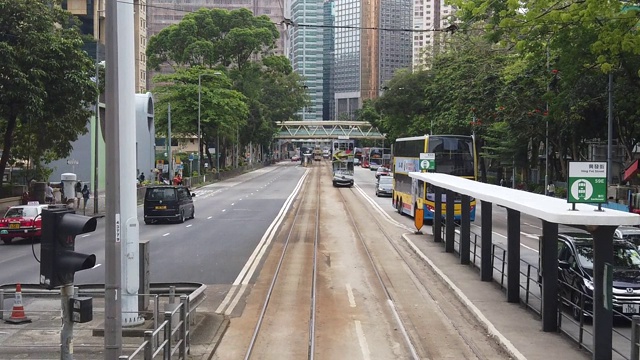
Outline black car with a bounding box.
[556,232,640,320]
[143,185,195,224]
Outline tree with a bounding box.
[0,0,97,186]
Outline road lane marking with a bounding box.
[81,234,90,238]
[186,224,192,228]
[224,284,248,316]
[207,216,212,219]
[346,284,356,307]
[218,170,310,315]
[524,222,542,230]
[216,285,239,313]
[222,209,226,212]
[231,203,235,206]
[471,224,540,253]
[354,320,372,360]
[162,233,170,237]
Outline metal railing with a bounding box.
[439,219,639,359]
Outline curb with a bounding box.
[402,233,527,360]
[206,315,230,360]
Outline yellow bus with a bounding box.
[392,135,477,223]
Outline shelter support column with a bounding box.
[506,208,520,303]
[433,187,442,242]
[445,190,455,253]
[540,220,558,332]
[590,225,616,360]
[480,201,493,281]
[460,195,471,264]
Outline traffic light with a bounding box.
[40,206,97,289]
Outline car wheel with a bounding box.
[190,207,195,219]
[2,237,12,245]
[144,220,152,225]
[571,291,583,321]
[179,211,185,223]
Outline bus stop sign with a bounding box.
[419,153,435,171]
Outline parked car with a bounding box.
[354,158,360,166]
[143,185,195,224]
[375,166,391,179]
[615,226,640,249]
[555,232,640,320]
[0,202,49,244]
[375,176,393,197]
[291,155,300,162]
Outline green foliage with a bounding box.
[0,0,98,186]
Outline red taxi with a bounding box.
[0,202,48,244]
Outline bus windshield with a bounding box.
[427,136,475,177]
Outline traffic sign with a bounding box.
[188,153,194,161]
[419,153,435,171]
[567,161,607,203]
[66,159,79,165]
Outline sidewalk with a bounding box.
[402,232,589,360]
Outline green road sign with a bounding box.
[567,161,607,204]
[419,153,435,171]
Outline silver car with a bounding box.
[376,176,393,197]
[615,226,640,249]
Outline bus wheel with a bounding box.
[398,199,404,215]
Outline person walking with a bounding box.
[45,182,54,204]
[81,184,90,214]
[75,181,82,208]
[547,183,555,197]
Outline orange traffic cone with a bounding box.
[5,283,31,324]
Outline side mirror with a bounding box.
[559,260,571,269]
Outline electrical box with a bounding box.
[70,296,93,323]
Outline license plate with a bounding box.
[9,223,20,229]
[623,304,639,313]
[0,230,7,234]
[155,206,167,210]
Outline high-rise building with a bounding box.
[289,0,325,120]
[63,0,148,93]
[332,0,412,119]
[412,0,454,70]
[322,0,335,120]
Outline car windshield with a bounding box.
[576,244,640,270]
[621,234,640,244]
[378,177,392,185]
[146,188,177,201]
[4,207,37,218]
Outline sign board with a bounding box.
[67,159,79,165]
[162,164,169,173]
[568,161,607,203]
[209,147,216,154]
[204,163,209,168]
[188,153,194,161]
[383,154,391,160]
[337,136,350,140]
[414,208,424,232]
[419,153,436,171]
[604,262,613,311]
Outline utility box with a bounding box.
[70,296,93,323]
[61,173,77,203]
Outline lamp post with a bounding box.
[544,45,550,196]
[197,71,222,175]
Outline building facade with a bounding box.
[289,0,325,120]
[332,0,412,119]
[322,0,335,120]
[411,0,455,70]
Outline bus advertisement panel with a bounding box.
[392,135,477,223]
[361,147,371,168]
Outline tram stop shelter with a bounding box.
[408,172,640,360]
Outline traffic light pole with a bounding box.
[61,284,74,360]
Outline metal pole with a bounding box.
[94,7,101,215]
[168,103,172,179]
[216,134,220,179]
[545,45,550,196]
[198,75,201,176]
[61,284,73,360]
[607,72,613,184]
[105,0,123,356]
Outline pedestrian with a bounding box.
[499,178,505,187]
[139,172,145,183]
[45,182,54,204]
[547,183,555,197]
[81,184,90,212]
[75,181,82,208]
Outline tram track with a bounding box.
[243,161,324,360]
[341,184,506,360]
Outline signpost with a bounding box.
[67,159,79,173]
[568,161,607,205]
[419,153,435,172]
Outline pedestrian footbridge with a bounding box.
[275,121,385,140]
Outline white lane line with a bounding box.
[354,320,372,360]
[346,284,356,308]
[186,224,192,228]
[162,233,170,237]
[353,184,412,232]
[471,225,540,253]
[524,222,542,230]
[81,234,90,238]
[224,284,248,316]
[207,216,212,219]
[222,209,226,212]
[216,285,239,313]
[218,170,310,315]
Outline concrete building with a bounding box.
[289,0,325,120]
[411,0,455,70]
[332,0,412,119]
[322,0,335,120]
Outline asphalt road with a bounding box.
[0,163,306,287]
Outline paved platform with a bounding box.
[403,232,589,360]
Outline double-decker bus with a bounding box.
[392,135,477,223]
[313,145,323,161]
[368,147,391,171]
[354,147,363,165]
[332,139,355,187]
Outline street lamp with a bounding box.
[197,71,222,176]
